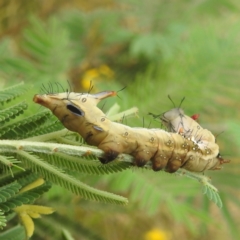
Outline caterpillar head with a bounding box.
[33,91,117,144]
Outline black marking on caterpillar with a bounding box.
[33,90,229,173]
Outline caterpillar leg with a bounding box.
[150,154,168,171]
[98,149,119,164]
[134,157,149,167]
[165,158,182,173]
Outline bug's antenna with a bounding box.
[67,80,73,93]
[116,86,127,100]
[100,101,107,112]
[168,95,176,107]
[49,82,54,94]
[215,131,225,143]
[148,119,152,129]
[116,94,122,100]
[148,112,161,119]
[117,86,127,93]
[168,95,185,109]
[55,82,59,93]
[178,97,185,108]
[65,80,73,100]
[41,83,49,94]
[56,82,65,92]
[120,113,126,124]
[87,81,94,94]
[40,85,45,94]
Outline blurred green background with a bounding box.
[0,0,240,239]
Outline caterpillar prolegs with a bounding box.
[33,90,229,173]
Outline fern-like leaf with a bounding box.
[0,182,22,203]
[37,152,131,175]
[0,170,40,188]
[0,209,7,230]
[0,110,51,139]
[0,155,24,176]
[30,120,63,136]
[22,16,73,76]
[202,180,222,208]
[0,82,27,105]
[175,169,223,208]
[17,151,128,205]
[0,101,28,125]
[0,182,51,212]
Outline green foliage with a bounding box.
[0,81,228,238]
[17,151,128,205]
[0,2,239,239]
[0,101,28,125]
[0,110,51,139]
[0,182,51,212]
[0,225,26,239]
[36,152,131,175]
[0,82,133,238]
[0,82,27,105]
[0,209,7,229]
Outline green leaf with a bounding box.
[0,110,51,139]
[0,182,21,203]
[37,152,131,175]
[0,101,28,125]
[0,82,27,105]
[17,151,128,205]
[0,225,26,239]
[0,182,51,213]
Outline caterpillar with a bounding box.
[33,90,228,173]
[151,108,216,143]
[150,108,229,169]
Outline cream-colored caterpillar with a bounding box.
[151,108,229,169]
[33,91,228,173]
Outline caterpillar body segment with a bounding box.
[160,108,216,146]
[155,107,229,170]
[33,90,228,173]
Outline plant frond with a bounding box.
[17,151,128,205]
[0,209,7,229]
[0,170,39,188]
[0,101,28,125]
[22,16,73,77]
[0,110,51,139]
[175,169,223,208]
[0,182,22,203]
[0,82,27,105]
[0,181,51,213]
[107,170,194,214]
[0,209,7,230]
[36,152,131,175]
[30,120,63,136]
[202,180,222,208]
[0,155,24,176]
